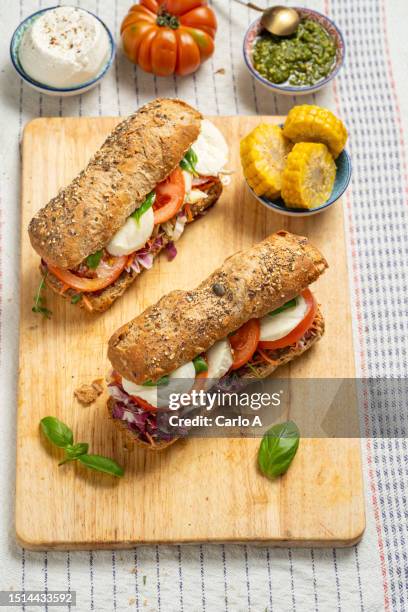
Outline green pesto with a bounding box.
[252,19,336,87]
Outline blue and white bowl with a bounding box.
[10,6,115,97]
[243,7,345,96]
[247,148,352,217]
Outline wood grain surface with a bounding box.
[16,116,365,550]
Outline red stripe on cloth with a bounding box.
[323,0,391,607]
[332,76,391,612]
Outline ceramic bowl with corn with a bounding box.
[240,105,351,217]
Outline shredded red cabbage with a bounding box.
[165,242,178,261]
[108,383,183,444]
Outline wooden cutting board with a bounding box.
[17,116,365,550]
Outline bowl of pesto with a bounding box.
[243,7,345,95]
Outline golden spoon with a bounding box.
[233,2,300,36]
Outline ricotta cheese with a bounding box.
[19,7,110,88]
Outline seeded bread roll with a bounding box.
[108,231,328,384]
[28,98,202,269]
[41,180,222,312]
[107,307,325,451]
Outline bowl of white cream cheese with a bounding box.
[10,6,115,96]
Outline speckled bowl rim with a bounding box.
[248,148,352,216]
[10,5,116,93]
[243,7,345,94]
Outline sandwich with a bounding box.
[28,98,227,312]
[107,230,328,450]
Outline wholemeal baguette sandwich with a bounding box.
[28,98,227,312]
[107,230,328,450]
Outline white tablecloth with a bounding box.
[1,1,407,610]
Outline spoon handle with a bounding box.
[232,0,264,11]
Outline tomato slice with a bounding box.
[48,255,127,293]
[131,396,157,412]
[229,319,261,370]
[153,166,186,224]
[113,373,157,412]
[258,289,317,350]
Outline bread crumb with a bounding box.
[74,379,104,405]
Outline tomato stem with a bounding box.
[157,7,180,29]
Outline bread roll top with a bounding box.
[28,99,202,268]
[108,231,328,383]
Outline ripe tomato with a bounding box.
[131,395,157,412]
[47,255,127,293]
[121,0,217,77]
[153,166,186,224]
[258,289,317,350]
[229,319,261,370]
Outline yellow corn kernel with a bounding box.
[281,142,336,209]
[283,105,347,159]
[240,124,292,198]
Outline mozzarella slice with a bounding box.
[206,339,233,380]
[166,361,196,397]
[191,119,229,176]
[121,377,160,408]
[121,361,196,410]
[106,206,154,256]
[259,296,307,342]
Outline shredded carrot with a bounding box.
[59,283,70,295]
[184,203,193,222]
[81,294,94,312]
[257,348,278,366]
[126,253,135,268]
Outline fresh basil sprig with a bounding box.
[86,250,103,269]
[258,421,300,480]
[269,298,297,317]
[40,416,124,477]
[32,274,52,319]
[143,375,169,387]
[59,443,89,465]
[193,356,208,374]
[180,148,198,176]
[131,191,156,224]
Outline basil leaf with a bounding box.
[143,375,169,387]
[180,148,198,175]
[78,454,124,477]
[71,293,82,305]
[258,421,300,480]
[193,356,208,374]
[269,298,298,317]
[86,250,103,270]
[186,148,198,166]
[40,417,73,448]
[131,191,156,224]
